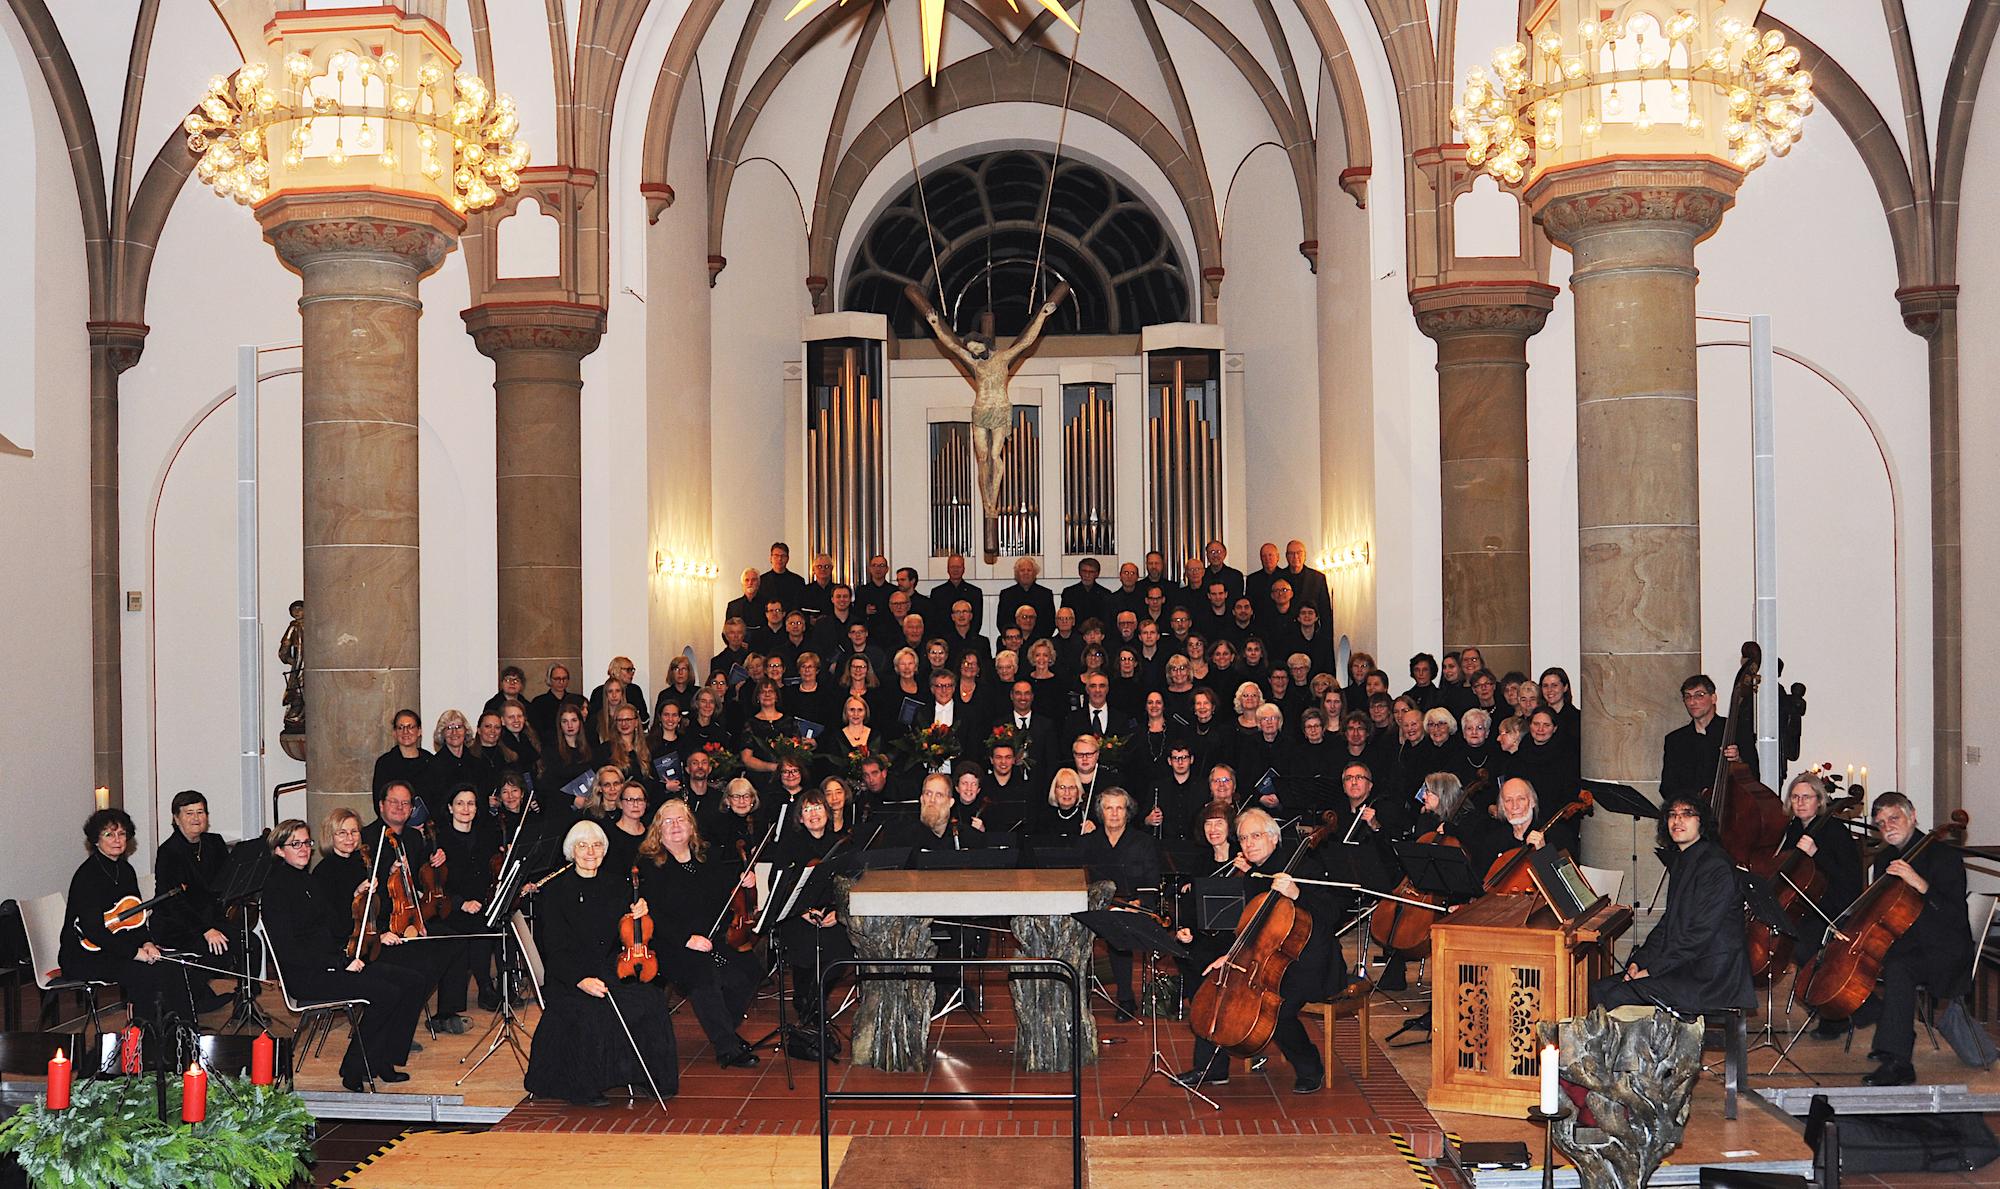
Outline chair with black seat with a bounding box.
[20,893,111,1045]
[251,918,369,1079]
[1699,1008,1748,1120]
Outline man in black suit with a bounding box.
[1244,542,1282,614]
[801,553,837,619]
[1591,794,1754,1017]
[1659,674,1757,802]
[724,567,764,627]
[941,599,991,661]
[710,617,751,679]
[999,680,1059,779]
[1277,604,1336,677]
[1280,539,1333,625]
[855,555,896,624]
[746,598,789,654]
[1063,673,1136,744]
[757,541,807,614]
[1203,540,1245,603]
[810,583,866,654]
[929,552,982,636]
[996,556,1057,636]
[1849,792,1973,1086]
[894,568,933,626]
[1059,557,1111,627]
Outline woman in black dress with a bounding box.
[261,818,427,1092]
[1032,768,1096,839]
[770,790,853,1058]
[637,800,761,1067]
[1081,788,1163,1018]
[703,777,768,856]
[538,705,596,807]
[1511,707,1582,835]
[601,780,654,877]
[738,679,796,791]
[1538,668,1581,754]
[523,820,680,1105]
[59,809,197,1022]
[434,785,502,1011]
[820,776,862,840]
[656,654,700,717]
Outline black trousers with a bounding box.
[381,917,477,1017]
[62,949,198,1024]
[291,959,430,1082]
[1188,940,1339,1082]
[1868,932,1964,1062]
[664,946,759,1058]
[778,917,855,1020]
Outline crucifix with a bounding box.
[904,281,1072,560]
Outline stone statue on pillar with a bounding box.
[279,598,307,760]
[904,281,1071,560]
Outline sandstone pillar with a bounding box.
[86,321,148,804]
[462,302,605,689]
[1526,159,1740,884]
[257,192,461,825]
[1412,281,1558,680]
[1899,284,1961,816]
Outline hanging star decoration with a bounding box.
[784,0,1079,83]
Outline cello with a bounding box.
[1705,643,1790,867]
[1370,772,1499,956]
[1189,821,1336,1058]
[1799,809,1968,1019]
[1480,790,1596,896]
[1744,779,1866,981]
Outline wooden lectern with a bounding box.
[1427,892,1632,1117]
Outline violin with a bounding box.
[346,842,386,962]
[417,822,451,921]
[724,840,758,952]
[1188,821,1338,1058]
[1799,810,1969,1019]
[381,830,428,939]
[1703,643,1790,867]
[1480,790,1597,896]
[616,864,658,982]
[77,886,186,952]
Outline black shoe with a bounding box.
[1862,1059,1915,1087]
[787,1037,827,1061]
[719,1047,761,1069]
[195,990,234,1014]
[378,1069,412,1084]
[568,1095,612,1107]
[1377,966,1407,992]
[1115,998,1139,1022]
[1175,1068,1228,1087]
[429,1014,473,1035]
[407,1040,424,1054]
[1811,1018,1849,1040]
[478,987,502,1012]
[1293,1071,1326,1094]
[341,1073,370,1093]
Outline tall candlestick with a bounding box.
[46,1049,71,1110]
[1858,765,1868,790]
[93,786,111,811]
[181,1063,207,1124]
[1539,1043,1560,1115]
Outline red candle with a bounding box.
[181,1063,207,1124]
[45,1049,71,1111]
[251,1031,275,1086]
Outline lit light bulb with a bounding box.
[1581,113,1603,137]
[1605,87,1623,115]
[1635,105,1654,133]
[1685,111,1704,133]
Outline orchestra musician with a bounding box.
[60,808,198,1022]
[1179,808,1344,1093]
[1082,788,1164,1019]
[1031,768,1096,839]
[260,818,428,1092]
[522,820,680,1105]
[362,781,479,1036]
[1659,674,1755,802]
[889,773,990,851]
[1847,792,1972,1086]
[152,789,236,1012]
[1780,772,1864,958]
[770,789,853,1059]
[1481,778,1550,878]
[1589,794,1755,1017]
[636,799,762,1068]
[702,778,766,854]
[433,784,504,1011]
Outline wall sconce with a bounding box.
[654,552,719,580]
[1317,542,1372,572]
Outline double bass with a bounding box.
[1799,810,1969,1019]
[1705,643,1790,867]
[1189,821,1336,1058]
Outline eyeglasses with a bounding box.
[282,838,315,849]
[1666,810,1700,821]
[383,798,412,808]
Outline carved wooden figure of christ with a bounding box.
[904,282,1072,559]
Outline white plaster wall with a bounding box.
[0,17,95,905]
[1222,143,1321,556]
[1315,73,1378,653]
[1955,55,2000,838]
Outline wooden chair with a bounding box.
[1302,976,1372,1079]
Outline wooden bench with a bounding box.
[1302,977,1372,1078]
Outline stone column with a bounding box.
[1412,281,1558,680]
[1899,284,1961,816]
[86,321,148,804]
[1526,159,1739,884]
[462,302,605,689]
[257,192,461,825]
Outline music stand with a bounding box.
[216,838,274,1034]
[1191,878,1246,932]
[1080,911,1216,1116]
[459,825,563,1083]
[1583,781,1661,819]
[1379,843,1476,1040]
[749,861,835,1089]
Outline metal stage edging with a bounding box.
[817,956,1084,1188]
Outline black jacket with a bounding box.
[1626,836,1756,1011]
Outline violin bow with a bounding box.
[351,838,387,957]
[603,991,666,1105]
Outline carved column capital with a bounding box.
[462,301,607,359]
[1410,281,1559,342]
[1895,284,1958,341]
[256,190,463,277]
[1524,158,1741,251]
[86,321,150,374]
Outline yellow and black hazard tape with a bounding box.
[1392,1131,1443,1188]
[330,1128,416,1187]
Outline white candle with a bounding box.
[1858,765,1869,789]
[93,786,110,811]
[1845,764,1855,787]
[1539,1043,1560,1114]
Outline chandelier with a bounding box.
[183,9,527,214]
[1451,1,1814,186]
